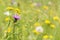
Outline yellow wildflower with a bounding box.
[49,35,53,39]
[43,6,48,10]
[43,35,49,39]
[5,17,10,21]
[34,22,40,26]
[33,30,40,35]
[50,24,55,28]
[4,27,11,33]
[14,8,21,14]
[6,7,14,10]
[7,27,11,33]
[45,20,51,24]
[53,16,59,21]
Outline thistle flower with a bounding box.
[13,14,20,23]
[13,14,20,20]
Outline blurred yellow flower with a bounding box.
[49,35,53,39]
[6,7,14,10]
[33,30,40,35]
[45,20,51,24]
[43,6,48,10]
[43,35,49,39]
[4,27,11,33]
[14,8,21,14]
[5,17,10,21]
[34,22,40,26]
[53,16,59,21]
[7,27,11,33]
[50,24,55,28]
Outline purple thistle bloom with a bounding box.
[13,14,20,20]
[13,14,20,23]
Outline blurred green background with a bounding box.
[0,0,60,40]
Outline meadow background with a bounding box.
[0,0,60,40]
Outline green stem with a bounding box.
[13,23,16,40]
[5,20,11,39]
